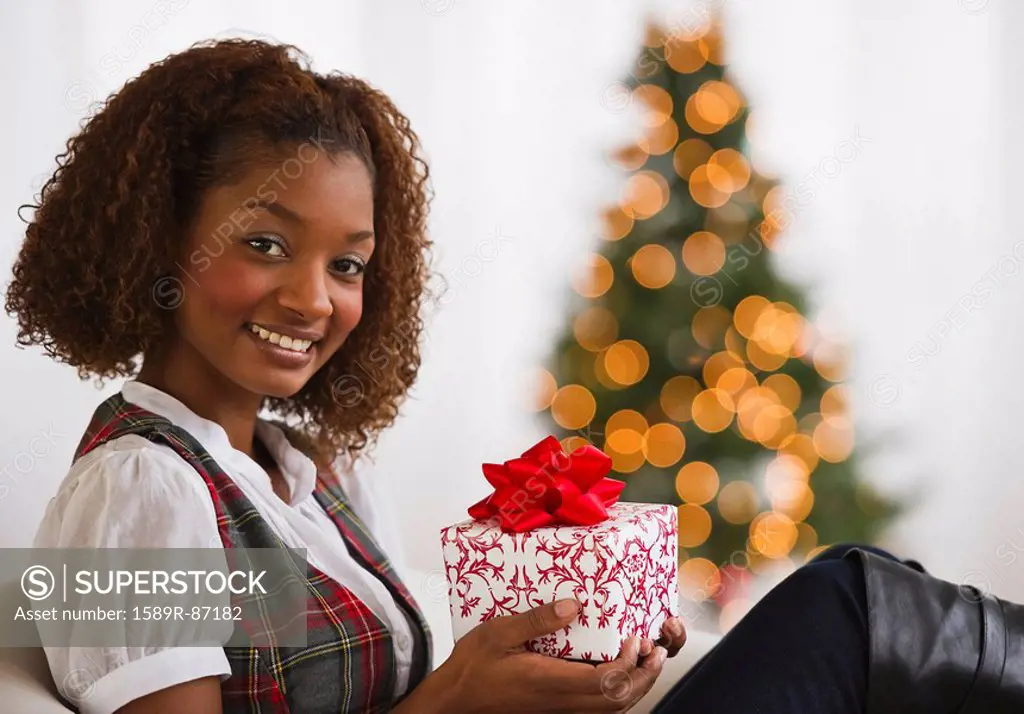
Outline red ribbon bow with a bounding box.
[467,436,626,533]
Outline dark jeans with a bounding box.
[653,543,896,714]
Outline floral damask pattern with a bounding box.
[441,503,678,662]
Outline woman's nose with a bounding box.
[277,263,333,320]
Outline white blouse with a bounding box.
[34,379,417,714]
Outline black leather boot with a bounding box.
[846,548,1024,713]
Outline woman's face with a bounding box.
[171,149,374,400]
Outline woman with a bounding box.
[5,38,680,713]
[6,37,1022,714]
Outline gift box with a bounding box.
[439,436,679,662]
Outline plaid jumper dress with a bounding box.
[73,393,433,713]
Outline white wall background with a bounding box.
[2,0,1023,616]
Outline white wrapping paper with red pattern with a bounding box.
[440,502,679,662]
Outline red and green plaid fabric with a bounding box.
[73,392,433,713]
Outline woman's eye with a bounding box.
[334,257,366,277]
[246,236,286,257]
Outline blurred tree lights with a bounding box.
[534,17,898,629]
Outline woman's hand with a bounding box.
[397,599,671,714]
[656,615,688,658]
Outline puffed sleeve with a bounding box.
[32,438,232,714]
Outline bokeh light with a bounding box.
[692,388,736,432]
[685,95,722,135]
[609,143,649,172]
[749,512,799,559]
[606,409,650,454]
[778,433,821,475]
[623,170,670,219]
[703,350,745,389]
[603,340,650,386]
[661,376,703,422]
[634,84,674,127]
[796,522,819,554]
[682,231,726,275]
[678,504,713,548]
[601,205,635,241]
[560,435,591,454]
[665,35,708,74]
[550,384,597,430]
[673,138,714,180]
[792,323,815,359]
[777,482,814,523]
[643,423,686,467]
[571,254,614,298]
[680,557,720,602]
[813,340,848,382]
[762,373,801,412]
[640,117,680,156]
[765,455,812,521]
[724,326,747,359]
[751,404,796,447]
[707,148,751,194]
[736,386,782,442]
[604,409,649,474]
[531,368,557,411]
[747,339,788,371]
[733,295,770,338]
[691,305,731,350]
[812,416,855,463]
[762,185,786,222]
[692,80,742,127]
[717,367,756,397]
[821,384,849,419]
[688,165,731,207]
[676,461,720,505]
[604,442,646,474]
[718,480,759,524]
[573,306,619,352]
[631,244,677,289]
[751,303,803,356]
[699,28,726,65]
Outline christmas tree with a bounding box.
[539,18,897,615]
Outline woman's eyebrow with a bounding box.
[251,198,306,225]
[347,231,375,244]
[250,199,375,242]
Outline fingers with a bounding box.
[479,598,580,652]
[586,641,667,711]
[511,638,667,712]
[638,644,668,678]
[656,616,687,658]
[619,635,641,668]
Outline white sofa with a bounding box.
[0,579,719,712]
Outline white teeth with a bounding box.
[248,324,313,353]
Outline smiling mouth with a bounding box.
[245,323,318,353]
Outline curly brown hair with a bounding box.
[5,37,435,465]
